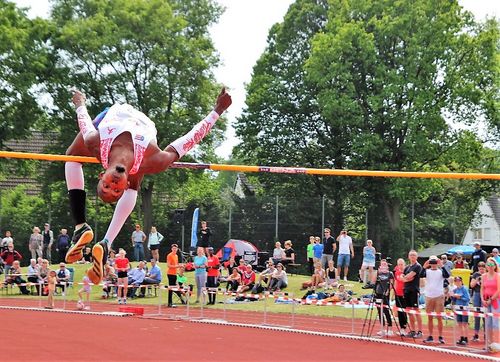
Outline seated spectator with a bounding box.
[27,258,42,295]
[237,259,247,274]
[174,265,189,304]
[272,241,285,265]
[268,263,288,292]
[139,259,162,297]
[4,260,30,295]
[221,257,237,279]
[78,247,93,264]
[237,265,256,293]
[102,261,117,299]
[453,253,469,269]
[55,262,71,295]
[302,262,325,290]
[325,260,338,289]
[107,249,116,268]
[127,261,146,298]
[252,262,276,293]
[226,267,241,292]
[324,284,351,302]
[282,240,295,266]
[0,241,22,277]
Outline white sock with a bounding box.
[76,106,98,142]
[103,189,138,248]
[65,162,84,190]
[168,110,219,158]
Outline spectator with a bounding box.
[166,244,182,307]
[1,230,13,252]
[336,229,354,281]
[193,247,208,304]
[393,258,408,336]
[45,270,57,308]
[302,262,325,290]
[306,236,315,275]
[28,226,43,260]
[78,275,92,310]
[492,248,500,266]
[421,255,449,344]
[115,248,130,304]
[237,264,256,293]
[102,261,117,299]
[79,247,92,264]
[470,261,486,342]
[252,262,275,293]
[451,276,471,345]
[38,259,50,294]
[312,237,323,269]
[334,284,351,302]
[272,241,285,265]
[0,242,22,277]
[55,262,71,296]
[4,260,30,294]
[321,228,336,270]
[139,259,162,298]
[206,247,220,305]
[127,261,146,298]
[471,241,487,272]
[226,267,241,292]
[325,259,338,289]
[175,266,189,304]
[268,263,288,292]
[399,250,423,338]
[440,254,454,275]
[237,259,247,274]
[453,253,469,269]
[373,259,394,337]
[481,257,500,352]
[197,220,212,254]
[221,257,237,279]
[27,258,42,295]
[147,226,164,262]
[282,240,295,266]
[56,229,70,263]
[108,249,116,268]
[359,239,376,287]
[42,223,54,263]
[131,224,146,262]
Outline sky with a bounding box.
[10,0,500,159]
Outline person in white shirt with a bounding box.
[336,230,354,281]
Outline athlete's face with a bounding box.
[97,169,129,203]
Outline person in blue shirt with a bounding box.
[126,261,146,298]
[139,259,162,297]
[312,237,324,273]
[193,247,208,303]
[451,276,471,345]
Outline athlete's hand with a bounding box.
[72,90,86,108]
[214,87,232,115]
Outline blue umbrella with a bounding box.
[447,245,475,255]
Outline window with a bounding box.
[472,228,483,240]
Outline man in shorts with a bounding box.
[336,229,354,281]
[421,255,449,344]
[64,88,232,284]
[399,250,423,338]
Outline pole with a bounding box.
[275,195,279,241]
[411,200,415,250]
[321,195,325,236]
[181,224,185,254]
[453,201,456,245]
[228,206,232,239]
[365,209,369,240]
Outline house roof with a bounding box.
[233,173,256,197]
[487,194,500,228]
[417,243,456,258]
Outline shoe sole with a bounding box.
[87,243,104,285]
[65,230,94,263]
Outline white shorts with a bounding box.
[362,262,375,268]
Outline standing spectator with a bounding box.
[115,249,130,305]
[306,236,315,275]
[56,229,70,263]
[470,261,486,342]
[451,276,471,345]
[272,241,285,265]
[197,221,212,254]
[42,223,54,263]
[399,250,423,338]
[481,257,500,352]
[166,244,182,307]
[4,260,30,295]
[39,259,50,294]
[27,258,42,295]
[1,230,13,252]
[268,263,288,292]
[282,240,295,266]
[492,248,500,266]
[0,242,22,277]
[147,226,164,262]
[45,270,57,308]
[312,237,323,269]
[453,253,469,269]
[440,254,454,276]
[139,259,162,297]
[237,264,256,293]
[321,228,336,270]
[393,258,408,336]
[336,229,354,281]
[28,226,43,260]
[421,256,449,344]
[131,224,146,262]
[373,259,394,337]
[206,247,220,305]
[78,275,92,310]
[56,263,71,296]
[471,241,487,272]
[193,247,208,304]
[359,239,376,286]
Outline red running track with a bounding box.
[1,309,494,361]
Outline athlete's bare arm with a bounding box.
[67,90,100,155]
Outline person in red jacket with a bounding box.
[0,242,22,277]
[206,247,220,305]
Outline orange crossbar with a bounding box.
[0,150,498,180]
